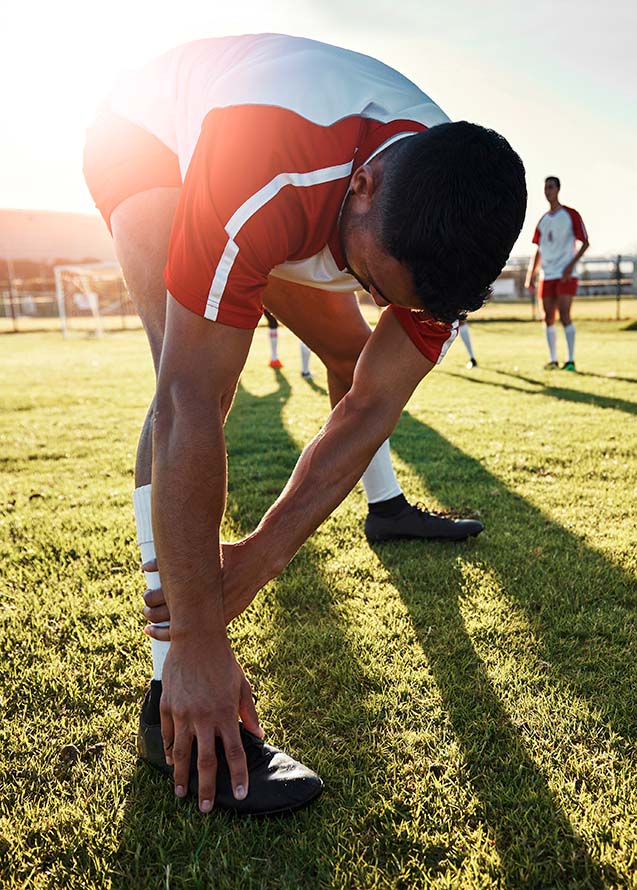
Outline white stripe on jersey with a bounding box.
[205,162,354,320]
[437,320,459,364]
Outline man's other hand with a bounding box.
[142,542,264,631]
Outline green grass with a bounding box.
[1,319,636,889]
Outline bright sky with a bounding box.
[1,0,635,257]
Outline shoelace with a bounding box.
[412,503,463,520]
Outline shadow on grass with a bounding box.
[301,375,328,397]
[443,369,637,416]
[113,380,630,887]
[370,410,637,886]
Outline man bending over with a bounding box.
[84,34,526,816]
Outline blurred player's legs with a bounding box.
[300,341,313,378]
[540,282,559,368]
[459,321,477,368]
[264,308,282,368]
[540,278,577,370]
[558,293,576,369]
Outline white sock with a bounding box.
[361,439,402,504]
[545,325,557,363]
[459,324,475,359]
[269,330,278,361]
[563,323,576,362]
[133,484,169,682]
[300,341,312,374]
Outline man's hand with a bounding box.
[561,263,574,283]
[160,634,261,813]
[142,540,263,632]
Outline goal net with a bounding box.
[53,262,137,336]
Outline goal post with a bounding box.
[53,261,133,336]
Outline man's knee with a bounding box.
[325,354,358,391]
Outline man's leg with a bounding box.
[263,280,482,541]
[459,322,477,368]
[263,309,282,368]
[300,340,313,378]
[542,288,559,368]
[558,293,576,368]
[111,186,181,680]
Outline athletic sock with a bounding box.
[300,341,312,375]
[133,484,169,682]
[459,323,475,360]
[361,439,402,505]
[269,330,278,362]
[367,492,408,517]
[545,324,558,363]
[564,323,576,362]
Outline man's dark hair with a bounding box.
[545,175,561,189]
[378,121,527,322]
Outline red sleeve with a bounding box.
[566,207,587,242]
[389,306,458,364]
[164,106,361,328]
[532,223,541,245]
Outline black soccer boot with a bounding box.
[138,680,323,815]
[364,499,484,543]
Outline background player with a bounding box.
[525,176,589,370]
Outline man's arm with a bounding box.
[146,307,435,623]
[153,294,255,813]
[525,248,541,293]
[245,309,434,571]
[561,236,590,282]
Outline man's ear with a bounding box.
[348,163,378,213]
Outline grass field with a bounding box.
[1,318,636,889]
[1,294,636,334]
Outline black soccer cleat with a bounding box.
[544,361,559,370]
[138,680,323,815]
[364,503,484,543]
[466,357,478,369]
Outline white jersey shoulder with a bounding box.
[108,34,450,169]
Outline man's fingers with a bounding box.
[143,588,165,607]
[142,587,170,624]
[195,732,218,813]
[170,725,194,798]
[141,559,158,573]
[239,676,264,739]
[160,708,175,768]
[144,624,171,641]
[220,725,249,802]
[143,603,171,623]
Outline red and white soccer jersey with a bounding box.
[107,34,456,362]
[532,206,587,281]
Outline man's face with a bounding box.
[340,191,424,311]
[544,180,559,203]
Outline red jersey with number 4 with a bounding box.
[107,34,457,363]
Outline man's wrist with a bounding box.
[169,604,228,643]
